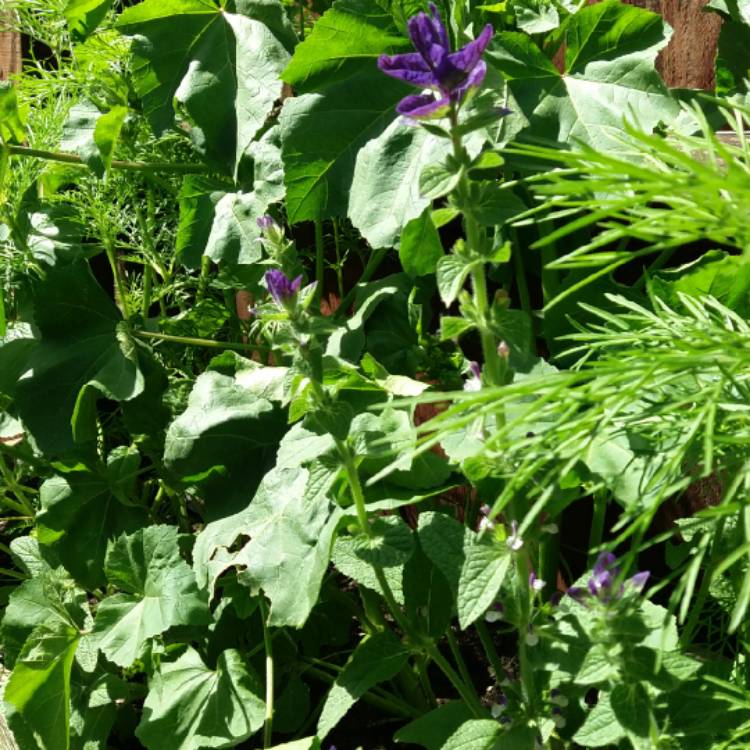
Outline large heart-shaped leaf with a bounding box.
[117,0,289,171]
[282,0,409,92]
[488,0,681,152]
[136,647,265,750]
[193,464,341,627]
[36,446,148,589]
[13,259,145,460]
[163,367,286,518]
[92,525,210,667]
[280,71,408,223]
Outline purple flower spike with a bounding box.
[378,4,496,118]
[629,570,650,592]
[265,269,303,305]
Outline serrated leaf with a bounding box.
[4,621,80,750]
[440,316,476,340]
[36,446,147,589]
[92,525,209,667]
[398,207,444,277]
[13,259,145,460]
[331,534,405,604]
[163,368,285,519]
[487,1,682,153]
[281,0,408,92]
[136,648,265,750]
[349,119,450,250]
[351,516,415,567]
[317,630,409,739]
[441,719,502,750]
[418,512,510,629]
[280,72,407,223]
[194,465,341,627]
[117,0,289,172]
[456,537,511,629]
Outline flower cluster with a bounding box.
[378,3,493,118]
[568,552,649,604]
[265,269,302,306]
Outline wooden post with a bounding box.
[621,0,722,89]
[0,12,21,81]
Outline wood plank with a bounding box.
[0,12,21,81]
[616,0,722,90]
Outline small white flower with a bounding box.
[490,702,506,718]
[541,522,559,535]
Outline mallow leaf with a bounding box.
[117,0,289,172]
[280,71,408,223]
[487,0,682,153]
[92,525,209,667]
[64,0,114,39]
[349,118,451,250]
[36,446,147,589]
[163,367,286,519]
[4,621,81,750]
[194,465,341,628]
[13,259,145,460]
[317,630,410,739]
[281,0,409,92]
[136,647,265,750]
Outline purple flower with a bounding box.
[378,3,494,118]
[464,361,482,392]
[567,552,650,605]
[265,269,303,305]
[256,214,277,232]
[529,571,546,592]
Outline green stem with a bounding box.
[259,599,274,749]
[314,219,325,306]
[425,643,484,716]
[446,628,475,695]
[511,230,533,321]
[142,265,153,318]
[538,519,560,603]
[105,237,130,320]
[7,144,208,174]
[134,329,268,353]
[514,553,537,716]
[475,621,506,685]
[334,248,387,318]
[197,255,211,302]
[471,266,503,386]
[588,490,608,566]
[333,218,344,300]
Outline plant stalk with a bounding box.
[259,598,274,748]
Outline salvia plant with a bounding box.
[1,0,750,748]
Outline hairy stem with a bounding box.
[259,598,274,748]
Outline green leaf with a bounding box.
[611,683,651,741]
[472,187,527,227]
[4,621,81,750]
[403,540,454,638]
[513,0,560,34]
[280,71,407,223]
[351,516,415,567]
[394,702,474,749]
[574,691,625,747]
[194,465,341,627]
[281,0,408,92]
[0,82,26,143]
[331,533,405,604]
[715,18,750,95]
[163,368,285,519]
[418,512,510,629]
[440,316,476,341]
[92,525,209,667]
[60,101,107,176]
[317,630,410,739]
[456,536,511,630]
[36,446,147,589]
[437,252,476,306]
[349,119,450,249]
[64,0,113,39]
[1,567,89,669]
[117,0,289,172]
[70,671,130,750]
[419,161,462,200]
[488,0,681,153]
[136,648,265,750]
[13,259,145,460]
[93,105,128,176]
[649,250,750,317]
[441,719,502,750]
